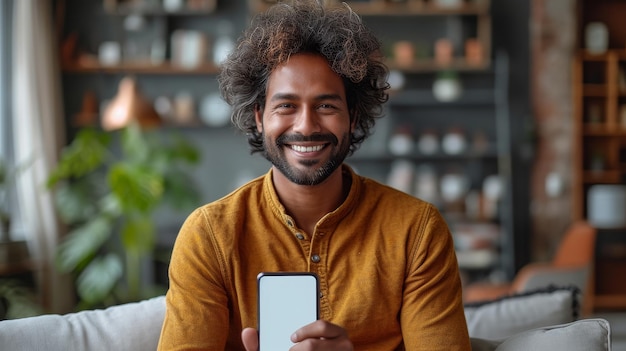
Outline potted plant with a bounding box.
[47,123,201,309]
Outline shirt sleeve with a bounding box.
[157,208,235,351]
[400,204,472,351]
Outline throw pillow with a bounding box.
[464,285,580,340]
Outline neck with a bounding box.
[272,165,348,234]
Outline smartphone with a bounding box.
[257,272,320,351]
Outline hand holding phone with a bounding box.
[257,272,319,351]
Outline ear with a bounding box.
[349,110,358,130]
[254,104,263,133]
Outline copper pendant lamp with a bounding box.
[102,76,162,131]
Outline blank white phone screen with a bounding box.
[258,273,319,351]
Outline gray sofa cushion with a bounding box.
[464,286,580,340]
[0,293,611,351]
[0,295,165,351]
[471,318,611,351]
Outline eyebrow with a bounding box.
[269,93,344,103]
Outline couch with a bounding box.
[0,287,612,351]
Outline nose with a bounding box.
[292,107,321,135]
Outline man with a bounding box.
[157,1,471,350]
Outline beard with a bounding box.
[262,132,351,186]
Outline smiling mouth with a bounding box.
[288,144,326,153]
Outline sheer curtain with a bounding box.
[12,0,73,313]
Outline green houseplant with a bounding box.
[47,123,201,309]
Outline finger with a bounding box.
[241,327,259,351]
[291,320,347,343]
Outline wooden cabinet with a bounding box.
[573,0,626,312]
[572,51,626,220]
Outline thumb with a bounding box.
[241,327,259,351]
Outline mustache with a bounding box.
[276,133,338,146]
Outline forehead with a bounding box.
[266,53,346,98]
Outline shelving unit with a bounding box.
[573,0,626,312]
[348,52,513,281]
[59,0,517,283]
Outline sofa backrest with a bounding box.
[0,295,165,351]
[0,293,611,351]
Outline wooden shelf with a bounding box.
[343,1,490,16]
[250,0,490,15]
[387,58,491,73]
[583,170,622,184]
[104,0,217,15]
[62,61,220,75]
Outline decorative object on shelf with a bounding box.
[199,92,231,127]
[150,39,166,65]
[434,38,453,66]
[441,127,467,155]
[432,70,463,102]
[584,22,609,55]
[482,174,502,220]
[73,90,99,127]
[388,126,414,156]
[587,184,626,229]
[163,0,185,12]
[98,41,122,66]
[393,40,415,67]
[123,14,146,32]
[171,30,208,69]
[102,77,162,131]
[386,160,415,194]
[213,20,235,66]
[464,38,483,66]
[416,130,439,155]
[433,0,464,9]
[588,148,605,172]
[154,96,175,123]
[413,164,439,205]
[440,171,469,212]
[173,91,196,124]
[387,69,406,91]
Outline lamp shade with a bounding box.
[102,77,162,131]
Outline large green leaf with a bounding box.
[47,129,112,187]
[76,253,123,305]
[108,163,164,213]
[162,170,202,210]
[120,123,151,165]
[121,216,155,255]
[55,216,113,273]
[52,181,100,223]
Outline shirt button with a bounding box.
[311,254,321,263]
[286,219,293,227]
[296,233,304,240]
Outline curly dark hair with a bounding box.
[218,0,389,155]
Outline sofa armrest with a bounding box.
[512,263,590,294]
[0,295,165,351]
[469,318,611,351]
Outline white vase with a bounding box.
[433,76,462,102]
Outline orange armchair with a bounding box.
[463,221,597,315]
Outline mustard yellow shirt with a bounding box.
[158,165,470,350]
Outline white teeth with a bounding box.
[290,144,324,153]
